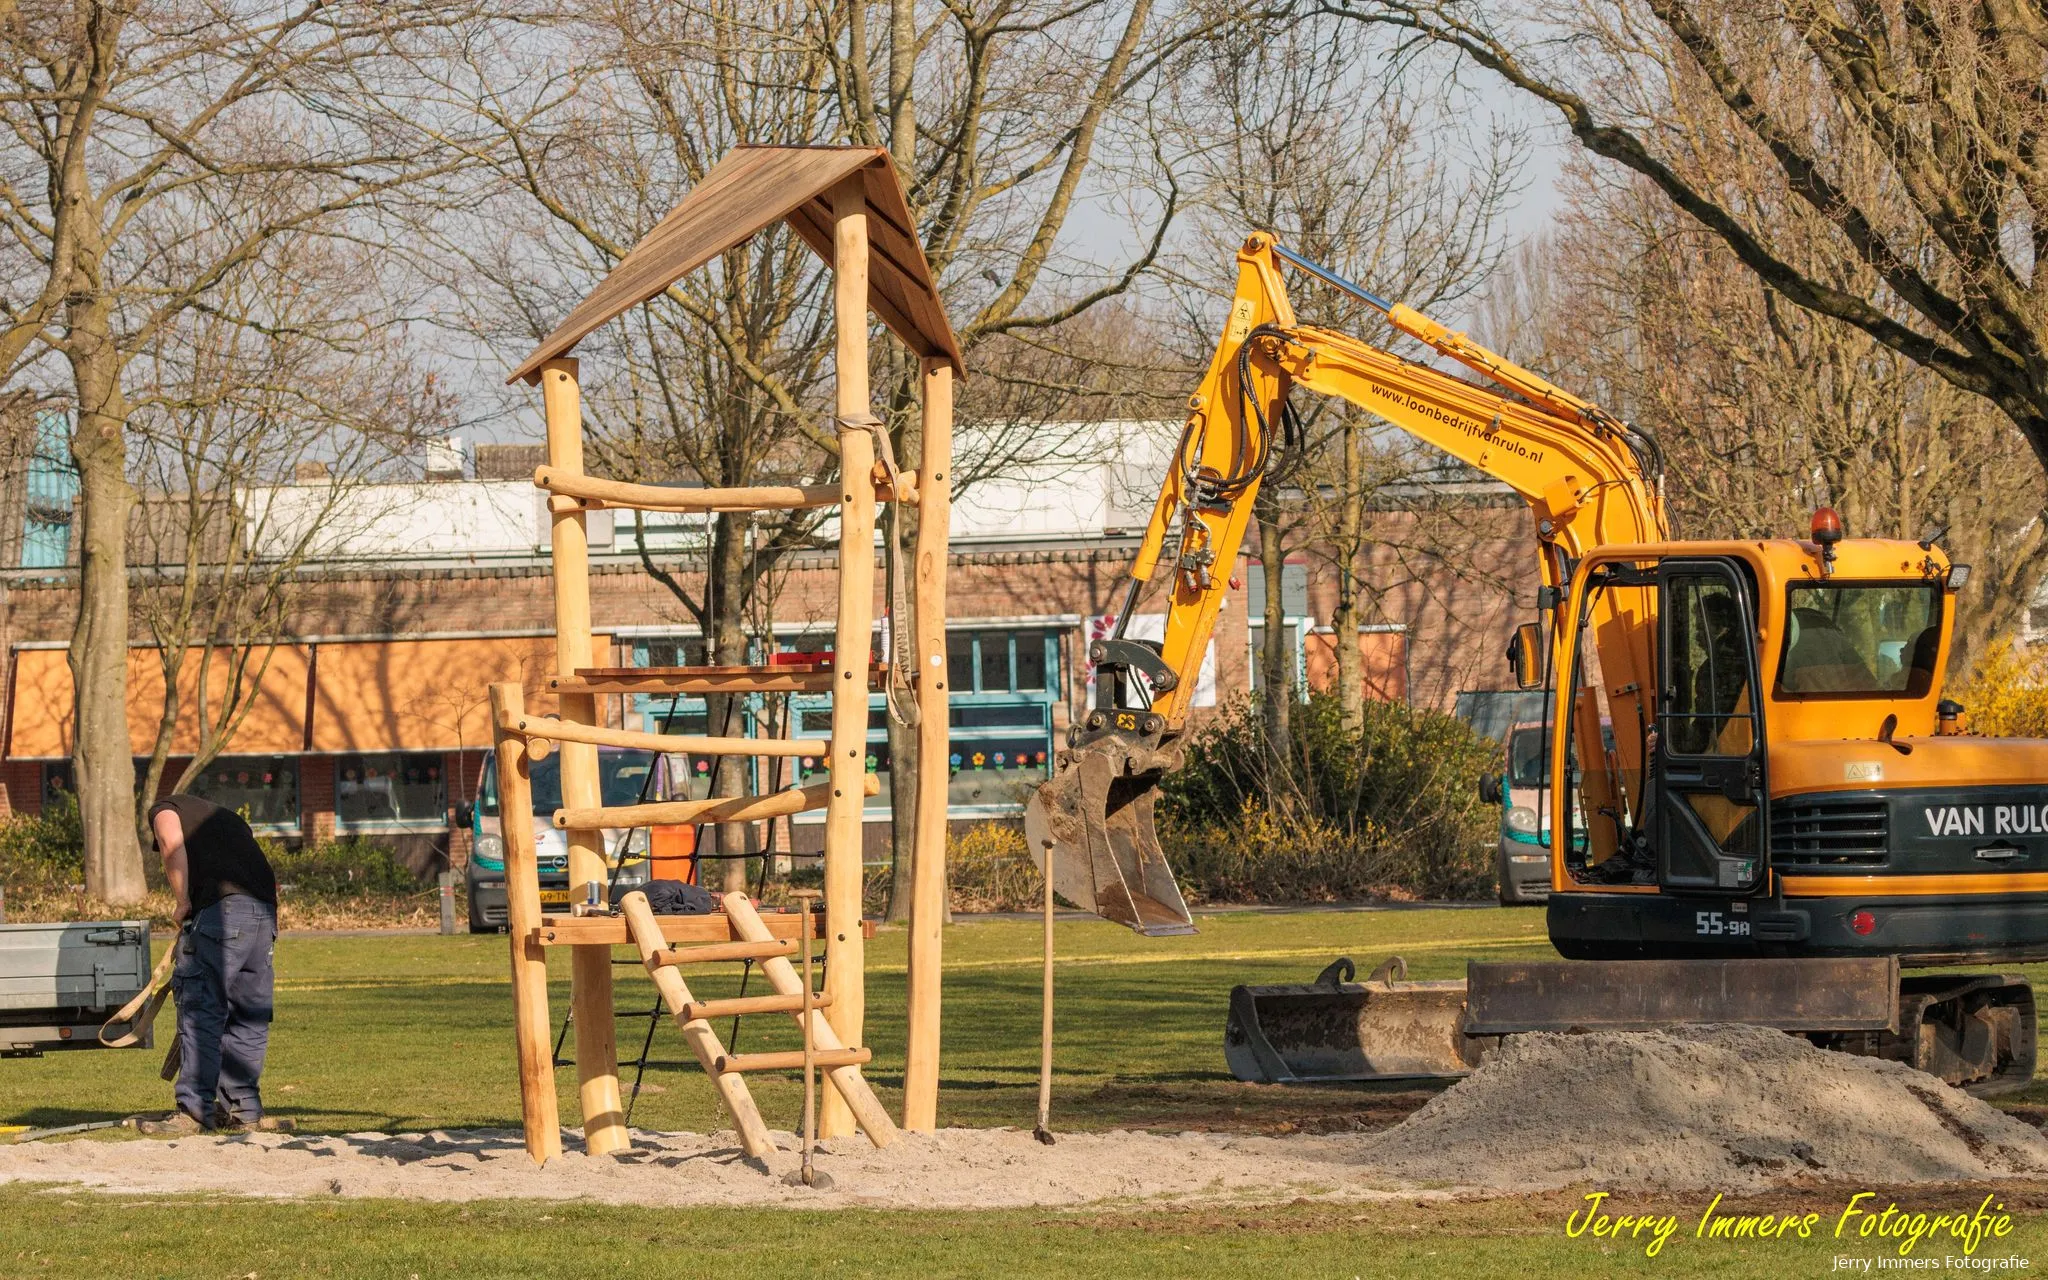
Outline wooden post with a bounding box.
[822,173,874,1140]
[1035,854,1055,1144]
[618,891,775,1160]
[902,358,953,1132]
[538,357,628,1158]
[491,682,561,1165]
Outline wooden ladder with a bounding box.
[616,890,895,1158]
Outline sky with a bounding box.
[457,57,1579,451]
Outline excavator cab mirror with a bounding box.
[1507,622,1543,691]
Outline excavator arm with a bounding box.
[1025,232,1669,933]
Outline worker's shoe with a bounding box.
[213,1105,293,1133]
[134,1110,205,1137]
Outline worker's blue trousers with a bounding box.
[173,895,277,1126]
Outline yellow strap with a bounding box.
[99,940,176,1049]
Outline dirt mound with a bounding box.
[1349,1024,2048,1191]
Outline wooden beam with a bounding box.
[491,682,561,1166]
[540,357,628,1160]
[535,466,917,512]
[537,467,838,512]
[822,172,874,1141]
[550,668,838,696]
[619,891,775,1160]
[903,357,954,1133]
[531,911,876,948]
[513,715,821,758]
[553,774,877,831]
[723,892,896,1147]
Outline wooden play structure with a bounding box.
[489,146,962,1163]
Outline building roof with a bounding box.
[508,145,964,384]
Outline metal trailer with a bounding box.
[0,921,154,1057]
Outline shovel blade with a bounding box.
[1024,742,1195,937]
[1223,975,1477,1083]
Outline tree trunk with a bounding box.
[1256,491,1291,764]
[707,513,752,894]
[66,293,145,904]
[1335,419,1365,733]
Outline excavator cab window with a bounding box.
[1776,582,1942,698]
[1655,559,1768,895]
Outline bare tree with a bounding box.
[1160,15,1517,753]
[429,1,1240,912]
[1485,170,2048,676]
[1320,0,2048,480]
[0,1,479,901]
[125,241,443,846]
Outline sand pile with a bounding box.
[1350,1023,2048,1191]
[2,1026,2043,1207]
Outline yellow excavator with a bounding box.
[1025,232,2045,1093]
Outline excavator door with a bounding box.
[1654,559,1769,894]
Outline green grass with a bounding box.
[5,1183,2046,1278]
[0,905,1554,1135]
[6,904,2048,1277]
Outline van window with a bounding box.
[480,747,661,816]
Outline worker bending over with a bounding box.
[137,794,285,1135]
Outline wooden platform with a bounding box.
[550,663,883,696]
[533,909,878,948]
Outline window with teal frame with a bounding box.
[625,635,718,801]
[787,627,1060,820]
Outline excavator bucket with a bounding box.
[1223,957,1479,1082]
[1024,738,1196,936]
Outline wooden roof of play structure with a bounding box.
[509,145,964,384]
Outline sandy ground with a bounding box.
[4,1026,2045,1209]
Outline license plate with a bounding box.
[538,889,573,907]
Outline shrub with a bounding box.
[1157,693,1497,902]
[264,835,422,896]
[0,790,83,881]
[1958,637,2048,737]
[947,821,1041,913]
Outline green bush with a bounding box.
[263,835,422,895]
[1158,693,1497,902]
[0,791,84,887]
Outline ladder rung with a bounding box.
[679,991,832,1022]
[714,1047,871,1075]
[654,939,794,967]
[514,716,817,757]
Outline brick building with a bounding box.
[0,430,1532,864]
